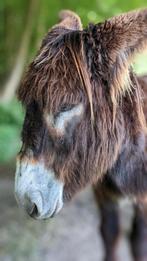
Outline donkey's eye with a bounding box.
[57,104,75,115]
[55,104,75,119]
[61,104,75,112]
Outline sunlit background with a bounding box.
[0,1,147,260]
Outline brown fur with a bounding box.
[17,9,147,260]
[18,9,147,197]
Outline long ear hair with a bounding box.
[107,9,147,108]
[86,9,147,129]
[108,9,147,131]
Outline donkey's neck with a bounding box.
[109,129,146,196]
[106,72,147,196]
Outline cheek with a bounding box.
[53,120,80,156]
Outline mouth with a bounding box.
[50,200,61,218]
[34,198,63,220]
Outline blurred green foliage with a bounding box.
[0,0,147,163]
[0,100,24,162]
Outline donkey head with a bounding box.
[15,9,147,219]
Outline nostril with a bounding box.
[25,196,39,218]
[24,191,43,219]
[26,202,39,218]
[29,203,39,218]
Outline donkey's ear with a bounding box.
[105,9,147,62]
[99,9,147,102]
[53,10,83,31]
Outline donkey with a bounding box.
[15,9,147,261]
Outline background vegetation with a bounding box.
[0,0,147,163]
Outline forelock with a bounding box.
[18,28,93,118]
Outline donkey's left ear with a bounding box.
[53,10,83,31]
[105,9,147,63]
[99,9,147,101]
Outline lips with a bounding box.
[37,198,63,220]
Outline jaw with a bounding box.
[15,159,64,219]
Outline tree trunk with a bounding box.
[0,0,40,104]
